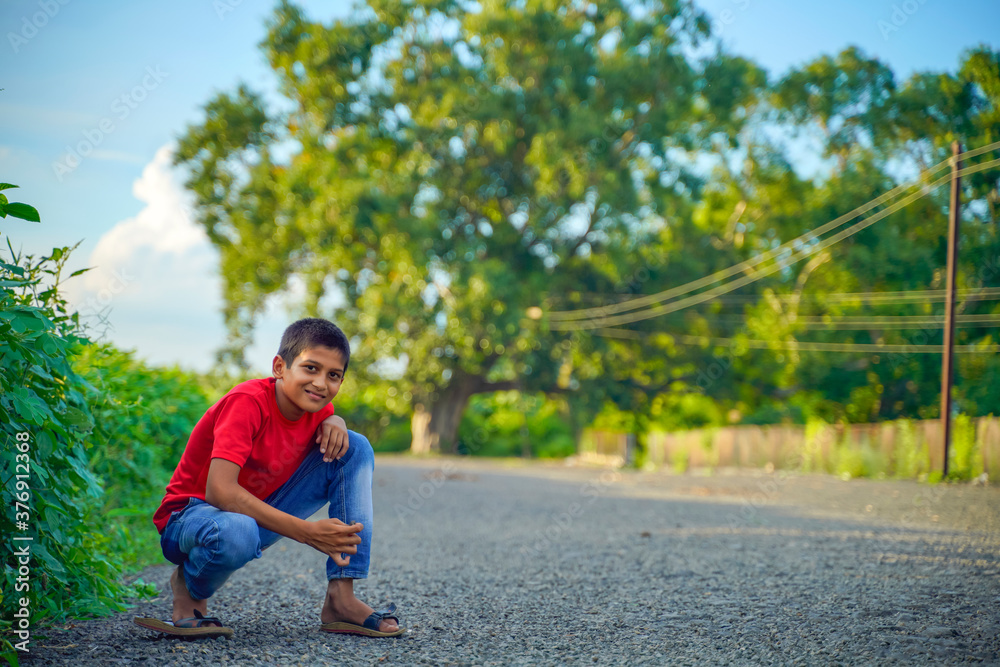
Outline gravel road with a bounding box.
[22,456,1000,665]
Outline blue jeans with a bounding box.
[160,430,374,600]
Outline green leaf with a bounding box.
[38,333,62,355]
[43,505,66,526]
[10,309,49,334]
[0,345,26,366]
[8,386,53,423]
[27,364,55,382]
[9,390,36,420]
[4,203,40,222]
[31,542,67,576]
[0,183,17,191]
[1,262,26,276]
[62,406,94,431]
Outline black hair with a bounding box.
[277,318,350,371]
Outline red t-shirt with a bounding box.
[153,377,335,533]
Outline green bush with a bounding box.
[457,392,575,458]
[670,446,690,473]
[801,419,832,473]
[376,422,414,453]
[73,344,215,569]
[830,428,887,479]
[948,414,983,481]
[891,420,932,479]
[1,237,154,659]
[331,388,413,453]
[0,190,219,660]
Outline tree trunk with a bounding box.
[410,373,479,454]
[409,370,519,454]
[410,404,433,454]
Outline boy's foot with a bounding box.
[171,565,209,624]
[321,579,399,633]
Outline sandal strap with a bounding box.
[361,603,399,631]
[175,609,225,628]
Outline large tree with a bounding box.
[175,0,761,451]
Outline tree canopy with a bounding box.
[176,0,1000,451]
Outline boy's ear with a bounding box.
[272,354,286,378]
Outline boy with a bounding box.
[134,318,403,638]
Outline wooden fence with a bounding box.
[582,417,1000,478]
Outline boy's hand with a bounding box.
[317,415,349,462]
[301,518,363,566]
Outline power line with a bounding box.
[544,140,1000,322]
[551,171,947,329]
[550,156,1000,331]
[957,139,1000,162]
[649,314,1000,329]
[812,287,1000,305]
[794,314,1000,329]
[602,312,1000,327]
[795,322,999,330]
[562,287,1000,307]
[595,328,1000,353]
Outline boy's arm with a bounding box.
[205,458,362,565]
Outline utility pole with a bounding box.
[940,141,962,478]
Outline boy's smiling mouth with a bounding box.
[305,389,325,400]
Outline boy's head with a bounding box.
[271,319,351,419]
[276,318,351,371]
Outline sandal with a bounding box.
[134,609,234,639]
[320,602,405,637]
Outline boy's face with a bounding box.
[272,345,346,420]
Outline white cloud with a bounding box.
[79,145,205,283]
[61,143,340,375]
[64,144,228,371]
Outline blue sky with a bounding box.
[1,0,998,373]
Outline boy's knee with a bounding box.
[348,431,374,466]
[213,513,261,569]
